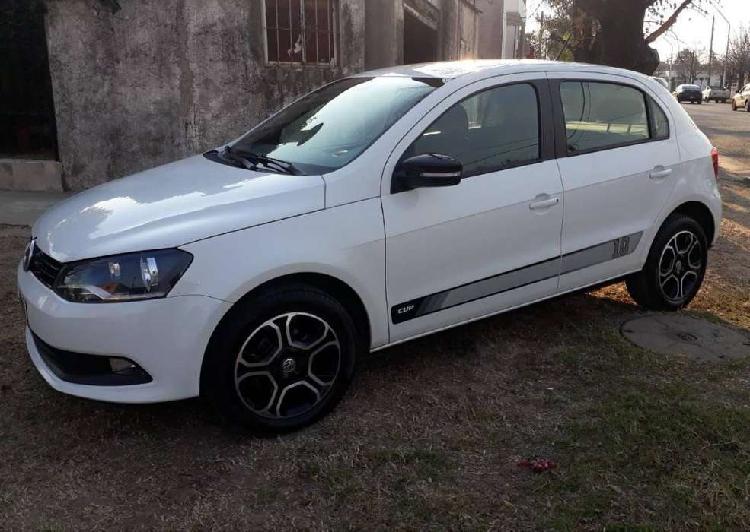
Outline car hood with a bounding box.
[33,155,325,262]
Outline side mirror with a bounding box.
[392,153,463,193]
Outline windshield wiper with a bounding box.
[224,146,299,175]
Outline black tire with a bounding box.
[746,100,750,113]
[626,214,708,311]
[731,99,737,111]
[201,283,360,433]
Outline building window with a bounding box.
[264,0,337,64]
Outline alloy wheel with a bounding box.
[658,230,703,304]
[233,312,341,419]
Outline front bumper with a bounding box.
[18,262,230,403]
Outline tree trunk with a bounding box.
[578,0,660,74]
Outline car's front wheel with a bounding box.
[626,214,708,311]
[201,284,359,433]
[731,99,738,111]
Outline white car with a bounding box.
[702,86,729,103]
[18,60,722,432]
[731,83,750,112]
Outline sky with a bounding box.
[526,0,749,63]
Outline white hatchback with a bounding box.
[18,60,722,432]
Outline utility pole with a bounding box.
[538,11,545,60]
[707,15,715,87]
[723,25,730,88]
[713,7,731,88]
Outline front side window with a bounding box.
[404,83,541,178]
[560,81,650,153]
[264,0,337,64]
[232,77,440,174]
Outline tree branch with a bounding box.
[645,0,694,44]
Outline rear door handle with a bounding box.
[529,196,560,210]
[650,167,673,180]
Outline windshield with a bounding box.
[231,77,441,175]
[680,85,700,90]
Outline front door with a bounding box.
[382,76,565,342]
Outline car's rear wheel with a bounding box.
[626,214,708,311]
[201,284,359,433]
[731,99,737,111]
[746,100,750,112]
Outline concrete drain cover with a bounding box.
[622,314,750,362]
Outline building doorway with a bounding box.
[403,7,437,64]
[0,0,58,160]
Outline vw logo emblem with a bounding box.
[22,238,36,271]
[281,357,297,378]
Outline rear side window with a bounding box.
[404,83,540,178]
[560,81,649,153]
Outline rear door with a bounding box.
[548,73,681,292]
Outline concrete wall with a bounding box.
[45,0,365,190]
[365,0,404,69]
[501,0,525,59]
[476,0,503,59]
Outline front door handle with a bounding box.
[529,196,560,210]
[650,166,673,180]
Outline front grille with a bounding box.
[28,246,63,288]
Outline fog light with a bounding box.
[109,357,138,375]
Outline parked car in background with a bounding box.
[674,84,703,104]
[731,83,750,112]
[702,86,729,103]
[18,61,722,433]
[652,77,670,90]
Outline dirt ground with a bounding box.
[1,107,749,529]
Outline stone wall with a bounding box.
[45,0,365,190]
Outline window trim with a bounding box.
[261,0,339,66]
[395,79,553,188]
[550,79,672,159]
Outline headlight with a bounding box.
[55,249,193,303]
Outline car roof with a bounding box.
[351,59,654,83]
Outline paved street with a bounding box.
[683,101,750,177]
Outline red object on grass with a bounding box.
[518,457,557,473]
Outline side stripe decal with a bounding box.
[391,232,642,324]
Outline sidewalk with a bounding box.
[0,190,69,227]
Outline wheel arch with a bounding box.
[669,201,716,245]
[208,271,372,354]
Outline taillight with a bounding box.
[711,146,719,179]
